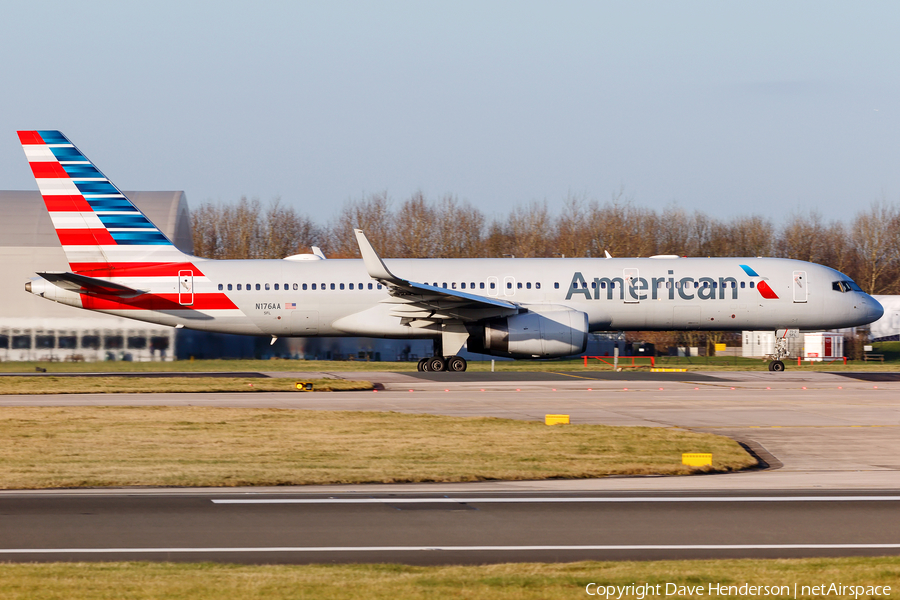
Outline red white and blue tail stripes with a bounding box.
[18,130,242,317]
[17,130,190,270]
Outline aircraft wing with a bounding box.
[37,271,145,298]
[354,229,518,322]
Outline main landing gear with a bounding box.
[417,356,468,372]
[768,360,785,372]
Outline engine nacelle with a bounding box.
[473,309,589,359]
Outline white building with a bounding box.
[0,191,192,362]
[741,331,804,358]
[870,295,900,341]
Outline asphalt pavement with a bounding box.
[2,369,899,563]
[2,490,899,564]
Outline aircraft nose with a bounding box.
[868,296,884,322]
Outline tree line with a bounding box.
[191,192,900,295]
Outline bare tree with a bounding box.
[395,192,439,258]
[656,204,694,256]
[727,215,775,257]
[849,200,900,294]
[504,200,553,258]
[554,194,591,258]
[777,210,828,263]
[263,197,321,258]
[190,201,223,259]
[435,195,486,257]
[325,192,395,258]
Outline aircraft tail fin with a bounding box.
[17,130,192,273]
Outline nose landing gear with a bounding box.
[767,329,794,371]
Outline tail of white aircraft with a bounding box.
[17,130,192,274]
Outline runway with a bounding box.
[2,370,899,563]
[2,490,899,564]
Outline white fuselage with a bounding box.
[30,256,884,338]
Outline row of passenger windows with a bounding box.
[434,281,544,290]
[218,282,386,291]
[217,281,551,291]
[216,279,767,292]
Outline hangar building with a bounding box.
[0,191,192,362]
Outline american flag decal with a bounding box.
[286,302,296,309]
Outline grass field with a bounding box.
[0,376,372,395]
[1,557,897,599]
[0,407,754,488]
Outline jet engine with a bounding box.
[470,309,589,359]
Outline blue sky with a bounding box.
[1,1,898,225]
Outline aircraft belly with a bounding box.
[608,305,646,329]
[89,309,265,335]
[331,304,439,338]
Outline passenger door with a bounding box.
[503,276,516,296]
[177,270,194,306]
[486,276,499,297]
[623,268,639,304]
[793,271,807,303]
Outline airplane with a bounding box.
[18,130,884,372]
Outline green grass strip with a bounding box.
[0,407,753,488]
[0,376,372,394]
[0,558,898,599]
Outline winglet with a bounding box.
[355,229,401,283]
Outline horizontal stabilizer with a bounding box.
[37,271,145,298]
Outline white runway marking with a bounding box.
[2,544,900,554]
[211,496,900,505]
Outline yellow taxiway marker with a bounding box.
[682,453,713,467]
[651,368,687,372]
[545,414,570,425]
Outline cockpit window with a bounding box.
[832,280,863,293]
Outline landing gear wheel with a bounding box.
[417,358,427,372]
[447,356,467,372]
[427,356,447,372]
[421,358,432,372]
[768,360,785,372]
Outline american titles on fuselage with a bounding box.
[567,269,767,302]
